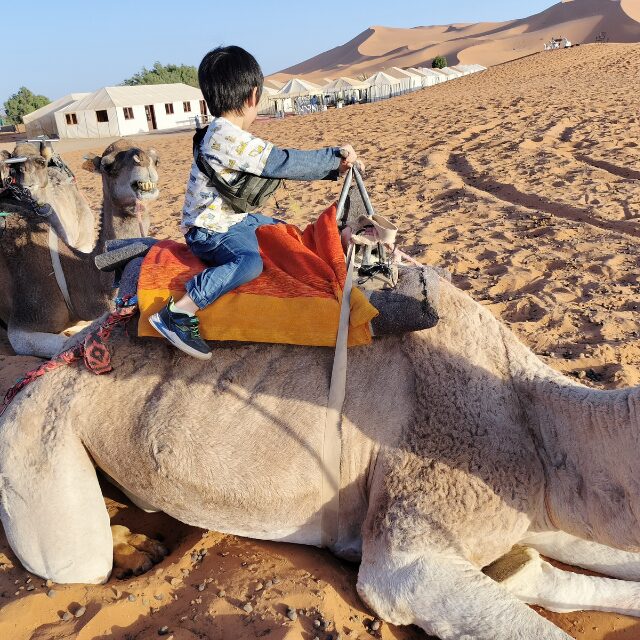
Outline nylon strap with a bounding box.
[48,227,74,315]
[320,242,355,547]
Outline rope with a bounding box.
[0,299,138,417]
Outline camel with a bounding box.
[0,139,159,357]
[1,269,640,640]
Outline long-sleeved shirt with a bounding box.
[181,116,342,233]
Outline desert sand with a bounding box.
[269,0,640,83]
[1,42,640,639]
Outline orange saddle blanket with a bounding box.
[138,205,378,347]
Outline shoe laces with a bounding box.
[187,317,202,339]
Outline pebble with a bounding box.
[286,607,298,621]
[74,606,86,618]
[128,594,137,602]
[154,593,164,601]
[243,603,254,613]
[46,589,57,598]
[46,579,53,588]
[218,589,226,597]
[370,620,381,631]
[314,619,321,628]
[26,585,35,591]
[265,580,273,589]
[158,626,170,636]
[272,577,280,585]
[170,578,181,587]
[255,582,263,591]
[198,583,206,592]
[61,612,72,622]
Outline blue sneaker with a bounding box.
[149,299,212,360]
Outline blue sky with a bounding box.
[1,0,555,102]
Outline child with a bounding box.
[150,45,364,359]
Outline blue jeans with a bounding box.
[184,214,278,310]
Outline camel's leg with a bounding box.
[521,530,640,581]
[7,324,66,358]
[486,545,640,616]
[0,425,112,584]
[357,539,571,640]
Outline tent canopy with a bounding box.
[322,77,366,92]
[274,78,322,98]
[23,93,90,125]
[58,83,204,112]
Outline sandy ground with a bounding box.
[1,43,640,639]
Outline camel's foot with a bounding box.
[111,524,168,579]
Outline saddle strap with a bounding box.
[320,242,355,548]
[48,227,74,315]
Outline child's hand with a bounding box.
[339,145,365,175]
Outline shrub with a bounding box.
[432,56,447,69]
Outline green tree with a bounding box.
[122,62,199,87]
[3,87,50,125]
[432,55,448,69]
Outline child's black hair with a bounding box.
[198,46,264,117]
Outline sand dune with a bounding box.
[270,0,640,82]
[1,42,640,640]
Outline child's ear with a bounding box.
[248,86,259,107]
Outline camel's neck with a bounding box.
[44,179,95,253]
[516,361,640,548]
[94,189,150,256]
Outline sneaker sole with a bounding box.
[149,313,213,360]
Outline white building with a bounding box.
[23,93,89,137]
[54,83,208,139]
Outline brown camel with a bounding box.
[0,139,159,357]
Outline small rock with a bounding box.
[314,619,321,628]
[170,578,181,587]
[265,580,273,588]
[154,593,164,601]
[243,603,254,613]
[128,594,137,602]
[255,582,263,591]
[198,582,206,592]
[61,611,73,622]
[286,607,298,621]
[113,588,122,599]
[25,578,31,584]
[46,579,53,588]
[26,585,35,591]
[370,619,381,631]
[158,626,170,636]
[272,577,280,584]
[46,589,57,598]
[218,589,226,597]
[74,606,86,618]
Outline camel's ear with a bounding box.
[40,141,54,162]
[0,150,9,162]
[148,148,159,166]
[82,153,101,173]
[34,156,47,167]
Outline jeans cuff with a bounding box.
[185,281,209,310]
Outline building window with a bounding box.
[123,107,134,120]
[96,110,109,123]
[65,113,78,125]
[199,99,207,115]
[165,103,174,115]
[183,101,191,112]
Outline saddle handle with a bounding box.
[335,164,375,226]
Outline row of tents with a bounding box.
[260,64,487,114]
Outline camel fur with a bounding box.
[0,139,159,357]
[1,271,639,639]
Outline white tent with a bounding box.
[275,78,322,98]
[322,77,365,92]
[407,68,442,87]
[54,83,207,139]
[438,67,465,80]
[258,85,278,115]
[23,93,89,137]
[388,67,423,90]
[416,67,450,83]
[364,69,414,101]
[264,78,285,91]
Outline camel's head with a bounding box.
[83,139,159,213]
[6,142,54,202]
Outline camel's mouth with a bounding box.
[132,180,159,200]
